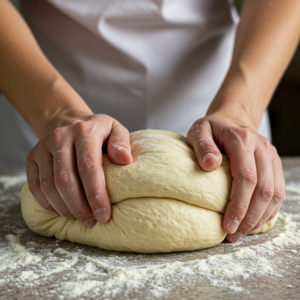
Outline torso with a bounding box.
[0,0,271,164]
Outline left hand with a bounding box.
[187,114,285,243]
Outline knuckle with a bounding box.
[87,192,103,204]
[55,171,73,189]
[119,124,130,136]
[239,129,251,143]
[257,182,274,201]
[79,159,97,175]
[236,168,257,186]
[109,135,129,150]
[260,136,271,149]
[40,177,55,193]
[232,202,248,216]
[271,145,278,156]
[198,139,214,151]
[190,118,205,129]
[229,127,252,144]
[73,121,92,137]
[187,123,205,142]
[50,127,66,145]
[33,140,48,156]
[273,189,285,204]
[243,219,257,231]
[189,136,216,157]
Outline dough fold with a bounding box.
[21,129,278,253]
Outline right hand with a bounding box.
[26,114,132,228]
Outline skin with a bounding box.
[0,0,299,240]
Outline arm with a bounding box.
[208,0,300,129]
[0,0,132,226]
[0,0,91,137]
[187,0,300,242]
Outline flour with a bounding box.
[1,172,300,299]
[0,235,41,271]
[285,183,300,195]
[19,271,39,280]
[0,173,27,189]
[1,211,300,299]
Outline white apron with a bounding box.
[0,0,271,164]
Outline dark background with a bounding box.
[10,0,300,156]
[235,0,300,156]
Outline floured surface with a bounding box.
[1,160,300,300]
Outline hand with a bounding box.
[26,114,132,228]
[187,114,285,243]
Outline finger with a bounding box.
[186,121,222,171]
[75,128,111,224]
[227,144,274,242]
[26,158,56,213]
[251,153,285,231]
[223,130,257,236]
[267,155,285,220]
[266,202,281,222]
[107,121,132,165]
[52,142,97,228]
[38,149,72,217]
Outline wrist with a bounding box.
[207,102,260,132]
[207,70,266,131]
[41,110,94,139]
[32,77,93,138]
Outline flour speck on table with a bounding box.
[1,160,300,300]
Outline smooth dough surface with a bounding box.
[21,130,278,253]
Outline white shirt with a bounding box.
[0,0,271,164]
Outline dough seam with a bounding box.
[113,197,220,213]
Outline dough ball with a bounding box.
[20,130,278,253]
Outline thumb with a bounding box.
[187,120,222,171]
[107,121,133,165]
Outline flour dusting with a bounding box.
[1,172,300,299]
[0,173,27,189]
[0,211,300,299]
[285,183,300,195]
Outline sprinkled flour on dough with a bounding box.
[1,173,300,299]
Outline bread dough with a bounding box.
[21,130,278,253]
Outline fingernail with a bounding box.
[94,208,109,223]
[202,153,215,163]
[227,219,240,234]
[229,231,244,243]
[84,218,97,228]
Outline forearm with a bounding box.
[207,0,300,130]
[0,0,92,138]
